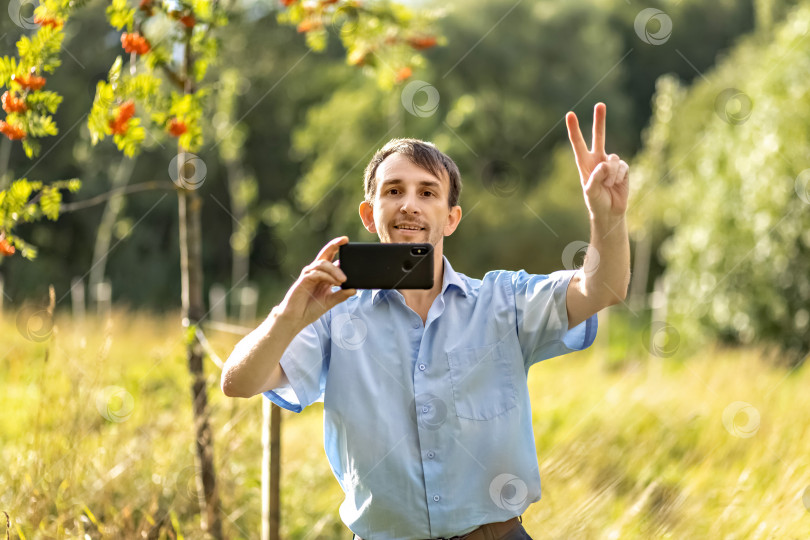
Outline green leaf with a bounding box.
[88,81,115,145]
[27,91,64,114]
[26,114,59,138]
[22,139,40,159]
[39,187,62,221]
[108,56,123,90]
[106,0,135,31]
[113,118,145,158]
[66,179,82,193]
[0,56,18,87]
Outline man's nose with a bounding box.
[399,193,420,214]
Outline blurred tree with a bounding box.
[630,1,810,363]
[276,0,759,284]
[1,0,762,308]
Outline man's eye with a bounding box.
[423,191,434,197]
[387,188,399,195]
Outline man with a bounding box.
[221,103,630,539]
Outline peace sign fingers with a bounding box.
[565,111,589,164]
[591,102,606,156]
[566,102,610,185]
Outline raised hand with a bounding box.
[278,236,356,329]
[565,103,629,219]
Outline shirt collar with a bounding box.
[371,255,468,305]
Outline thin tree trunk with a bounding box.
[262,399,282,540]
[178,17,222,538]
[0,138,11,189]
[89,157,135,301]
[179,186,223,539]
[225,161,250,288]
[629,228,652,312]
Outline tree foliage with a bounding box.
[0,0,764,311]
[272,0,758,282]
[630,2,810,362]
[0,0,440,265]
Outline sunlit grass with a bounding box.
[1,309,808,538]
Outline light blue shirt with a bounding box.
[264,257,597,539]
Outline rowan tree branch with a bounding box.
[59,181,174,213]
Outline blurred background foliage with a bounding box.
[631,0,810,363]
[0,0,807,361]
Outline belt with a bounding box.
[354,516,522,540]
[440,517,522,540]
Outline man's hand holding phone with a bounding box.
[277,236,356,330]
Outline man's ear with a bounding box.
[443,205,462,237]
[359,200,377,233]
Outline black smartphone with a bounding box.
[339,243,433,290]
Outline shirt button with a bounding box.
[412,320,421,329]
[418,363,426,371]
[433,495,440,502]
[427,451,435,459]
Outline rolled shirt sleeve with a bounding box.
[263,311,331,413]
[511,269,598,369]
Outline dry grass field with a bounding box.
[1,309,809,539]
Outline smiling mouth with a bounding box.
[394,225,425,231]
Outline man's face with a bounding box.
[360,153,461,247]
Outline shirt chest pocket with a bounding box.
[446,341,518,420]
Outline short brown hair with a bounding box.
[363,138,462,208]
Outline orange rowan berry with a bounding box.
[180,14,196,28]
[121,33,151,55]
[14,73,46,91]
[395,66,412,83]
[168,118,187,137]
[109,101,136,136]
[407,36,438,50]
[109,117,129,136]
[117,101,136,123]
[0,121,26,141]
[297,19,321,33]
[0,236,15,257]
[1,91,27,114]
[34,14,64,29]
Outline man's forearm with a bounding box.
[583,214,631,306]
[220,306,304,398]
